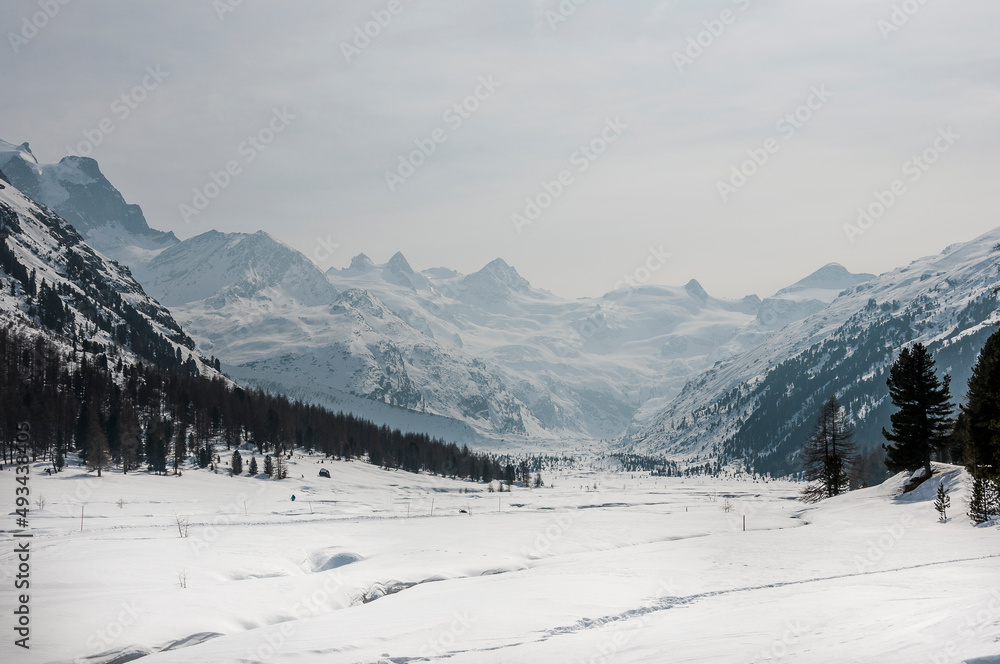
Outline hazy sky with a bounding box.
[2,0,998,299]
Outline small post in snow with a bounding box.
[80,505,84,532]
[431,498,434,517]
[743,514,746,532]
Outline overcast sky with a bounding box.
[1,0,998,299]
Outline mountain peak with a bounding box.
[0,141,177,268]
[484,258,528,284]
[775,263,875,300]
[349,253,374,272]
[0,140,37,165]
[459,258,531,303]
[685,279,709,301]
[386,251,414,275]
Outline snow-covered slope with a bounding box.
[134,236,541,440]
[7,457,997,664]
[0,172,207,373]
[132,230,338,308]
[627,228,1000,474]
[752,262,875,332]
[324,255,877,440]
[143,233,879,443]
[0,138,178,268]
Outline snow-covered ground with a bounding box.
[1,457,997,664]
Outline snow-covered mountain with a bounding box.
[132,230,338,308]
[752,262,875,332]
[0,167,208,374]
[131,233,535,441]
[0,139,178,268]
[626,229,1000,475]
[136,221,855,442]
[322,253,868,440]
[8,143,920,449]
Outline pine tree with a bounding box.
[248,456,258,476]
[968,476,993,524]
[172,423,188,475]
[961,329,1000,518]
[801,396,858,502]
[264,454,273,477]
[119,408,142,475]
[84,403,111,478]
[231,450,243,476]
[274,448,286,480]
[934,484,950,522]
[882,344,954,477]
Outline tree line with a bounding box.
[0,323,512,484]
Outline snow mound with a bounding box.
[893,464,969,503]
[310,549,365,572]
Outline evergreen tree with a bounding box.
[882,344,954,476]
[801,396,858,502]
[968,476,994,524]
[961,329,1000,513]
[231,450,243,476]
[146,419,168,475]
[248,456,258,476]
[264,454,273,477]
[119,408,142,475]
[84,403,111,477]
[934,484,951,522]
[274,448,287,480]
[172,423,187,475]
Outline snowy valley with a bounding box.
[2,454,998,664]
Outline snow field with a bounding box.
[0,456,997,663]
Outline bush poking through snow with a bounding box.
[934,484,950,522]
[174,512,190,538]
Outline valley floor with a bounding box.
[1,456,998,664]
